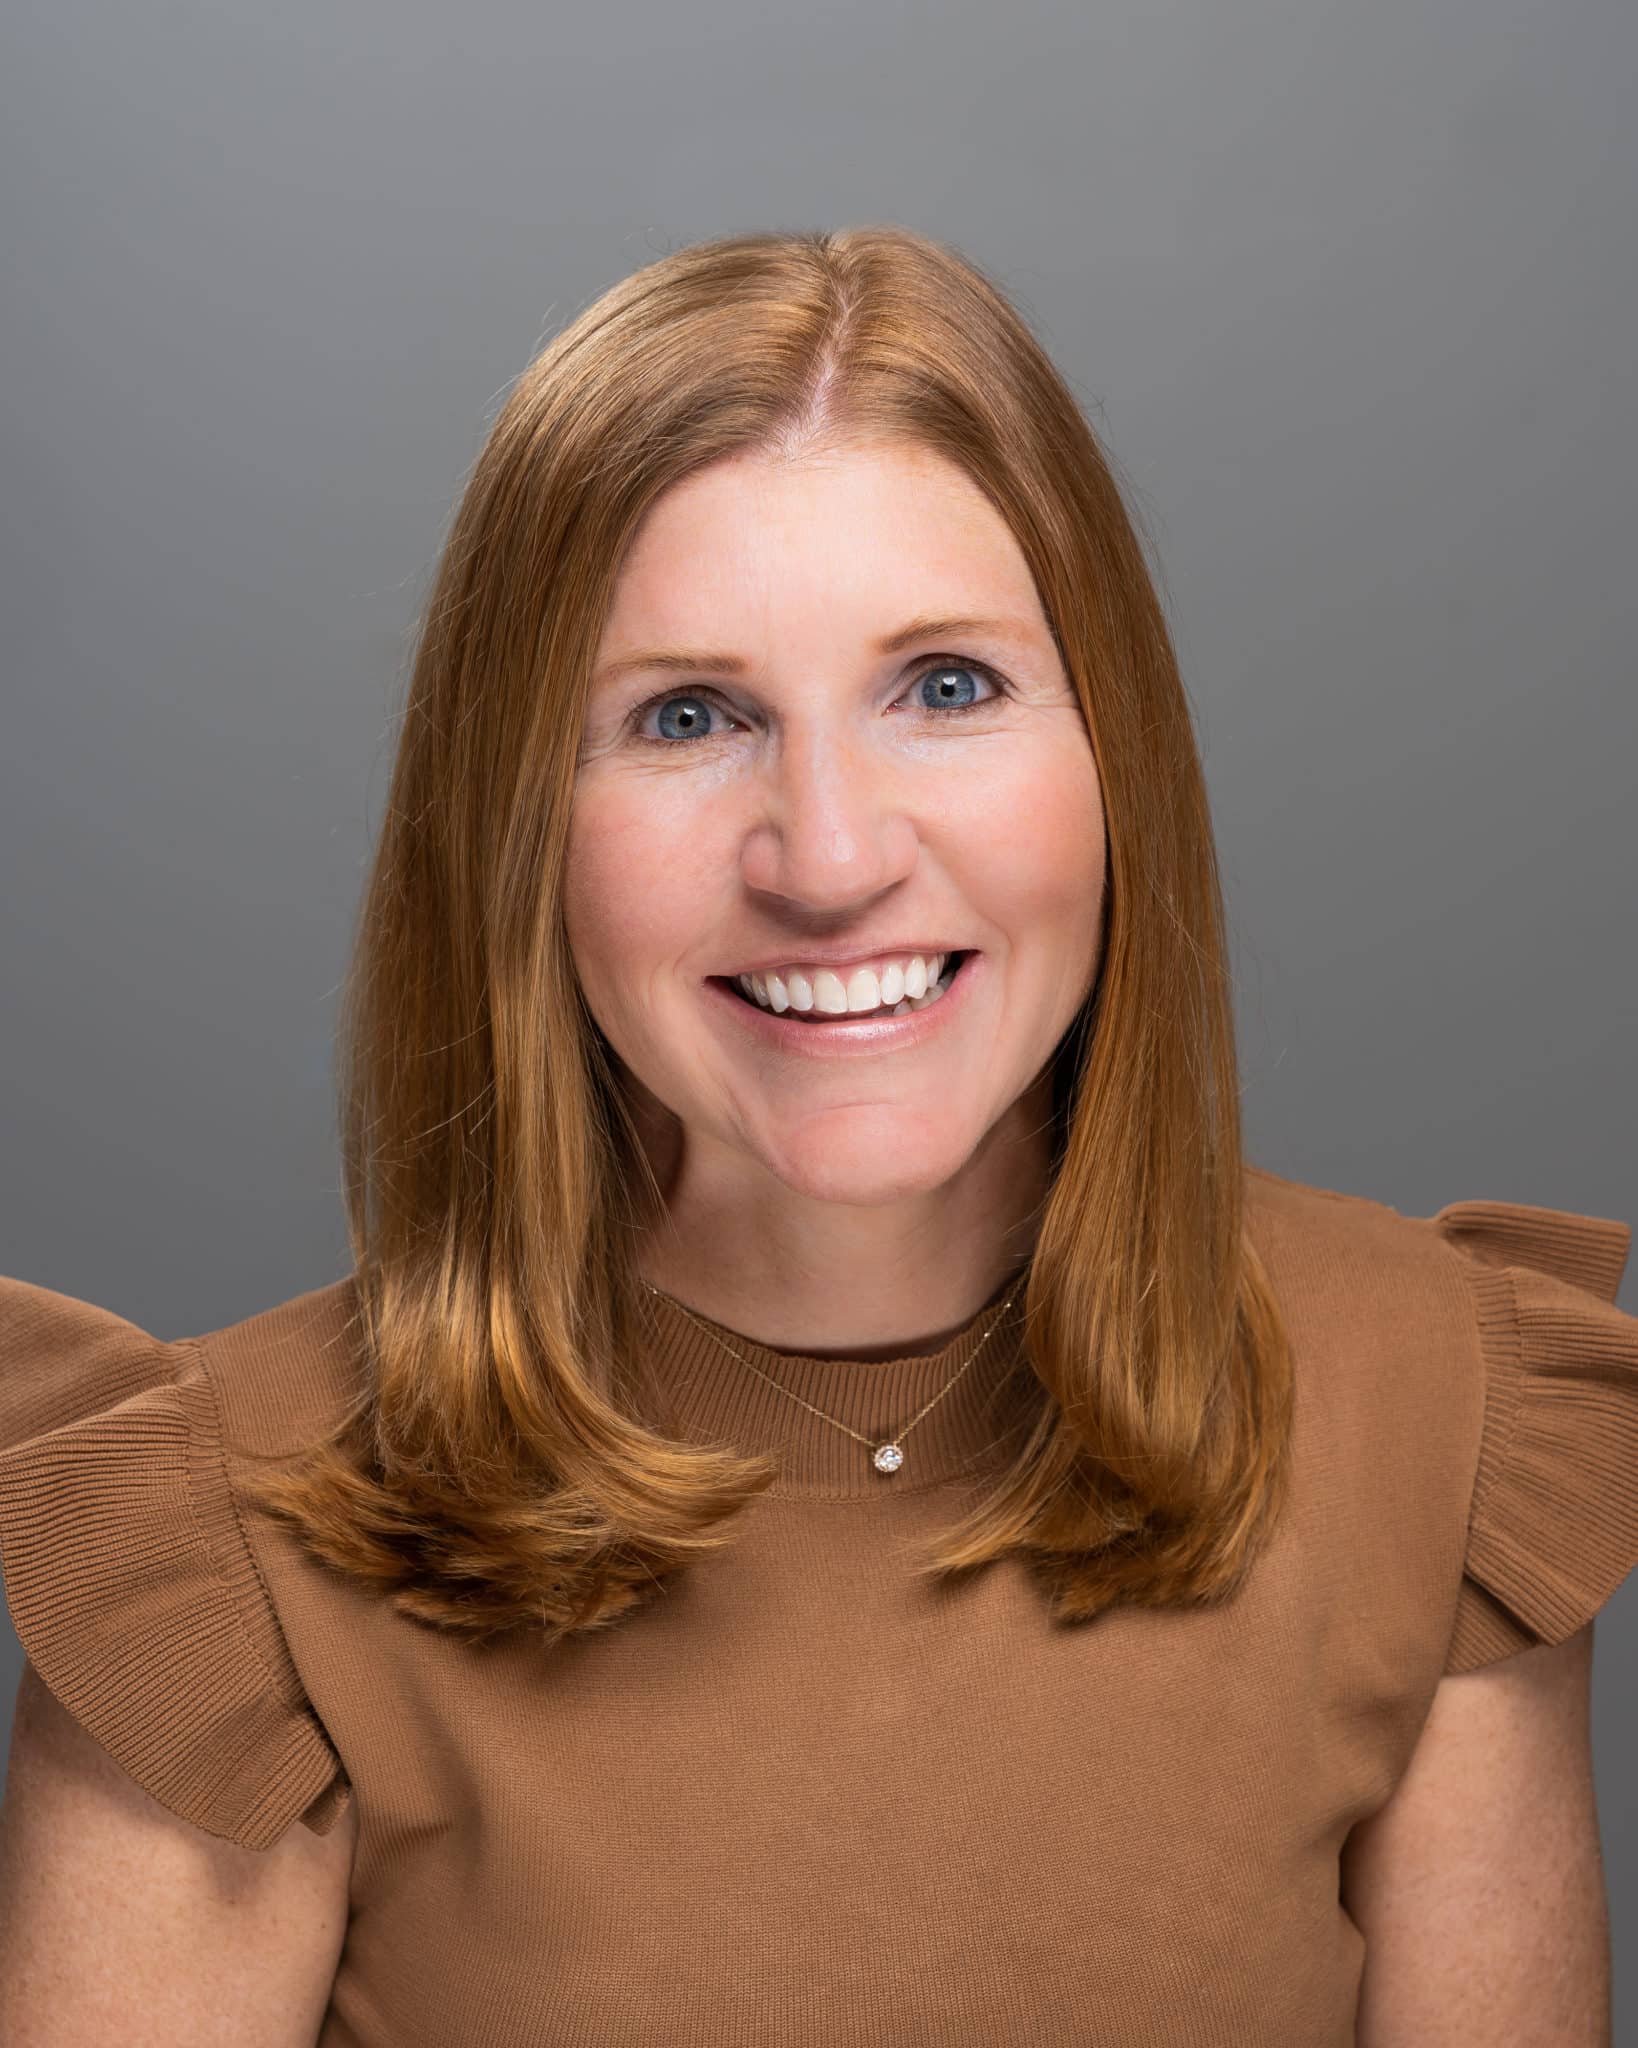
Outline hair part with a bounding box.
[229,224,1295,1645]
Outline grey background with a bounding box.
[3,0,1634,2021]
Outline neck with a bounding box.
[629,1078,1050,1358]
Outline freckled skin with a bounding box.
[565,439,1106,1349]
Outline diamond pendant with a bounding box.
[872,1442,905,1474]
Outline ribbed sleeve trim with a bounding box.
[0,1278,351,1850]
[1425,1199,1638,1677]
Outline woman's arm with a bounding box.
[0,1660,355,2047]
[1341,1621,1611,2046]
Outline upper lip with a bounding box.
[713,941,973,979]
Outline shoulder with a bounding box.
[0,1268,365,1426]
[0,1266,367,1522]
[1242,1161,1631,1327]
[1243,1165,1638,1678]
[0,1271,359,1850]
[188,1273,369,1462]
[1240,1163,1480,1357]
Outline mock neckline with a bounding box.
[634,1270,1038,1500]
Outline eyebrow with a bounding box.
[593,613,1037,687]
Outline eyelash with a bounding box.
[624,655,1009,749]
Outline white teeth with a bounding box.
[733,950,956,1018]
[845,965,880,1011]
[814,969,852,1015]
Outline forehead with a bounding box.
[595,441,1047,655]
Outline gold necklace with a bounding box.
[641,1278,1026,1475]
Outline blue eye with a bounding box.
[627,655,1006,748]
[912,661,999,713]
[643,695,720,744]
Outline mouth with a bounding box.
[702,949,983,1057]
[708,954,966,1024]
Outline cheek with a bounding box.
[563,780,722,1009]
[946,739,1106,945]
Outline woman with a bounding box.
[1,226,1633,2046]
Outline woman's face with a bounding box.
[566,437,1106,1210]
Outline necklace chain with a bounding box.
[641,1277,1026,1476]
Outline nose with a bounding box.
[736,723,920,916]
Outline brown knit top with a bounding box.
[2,1165,1635,2046]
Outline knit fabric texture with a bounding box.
[2,1163,1635,2045]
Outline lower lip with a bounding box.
[704,952,984,1059]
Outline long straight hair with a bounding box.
[233,226,1295,1644]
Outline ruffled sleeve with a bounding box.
[1427,1197,1638,1676]
[0,1274,352,1850]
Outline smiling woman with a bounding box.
[566,434,1106,1242]
[1,225,1634,2048]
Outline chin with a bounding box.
[756,1124,974,1208]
